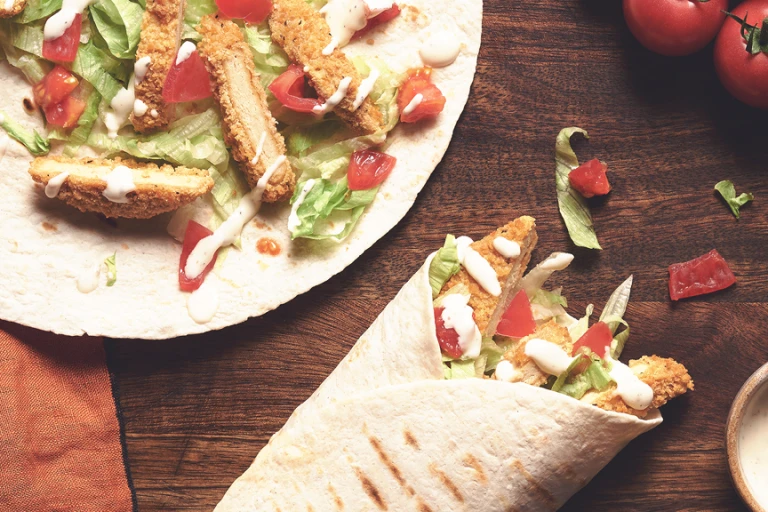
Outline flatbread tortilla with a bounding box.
[0,0,482,339]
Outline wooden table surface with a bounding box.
[108,0,768,510]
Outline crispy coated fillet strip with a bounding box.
[0,0,25,18]
[500,320,574,387]
[29,156,213,219]
[131,0,186,133]
[269,0,384,135]
[440,216,538,335]
[198,15,295,203]
[582,356,694,418]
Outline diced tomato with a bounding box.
[353,4,401,39]
[347,150,396,191]
[569,159,611,198]
[572,321,613,358]
[496,290,536,338]
[397,67,446,123]
[33,66,79,109]
[179,221,219,292]
[268,65,324,113]
[668,249,736,301]
[434,307,464,359]
[42,13,82,63]
[163,50,213,104]
[44,95,86,129]
[215,0,272,23]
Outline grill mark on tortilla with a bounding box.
[307,505,315,512]
[510,459,556,509]
[353,466,388,510]
[417,500,434,512]
[403,430,420,450]
[41,222,58,232]
[428,463,464,503]
[328,483,344,510]
[368,436,415,496]
[463,454,487,484]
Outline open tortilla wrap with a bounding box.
[0,0,482,339]
[216,255,662,511]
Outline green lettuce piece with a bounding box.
[428,234,460,297]
[444,359,476,380]
[243,23,290,88]
[182,0,218,40]
[0,110,50,155]
[555,127,601,250]
[290,131,386,181]
[715,180,754,219]
[569,303,594,341]
[285,120,345,157]
[88,0,144,59]
[599,275,632,335]
[554,356,612,400]
[478,336,505,374]
[104,252,117,286]
[610,320,630,360]
[15,0,63,23]
[533,288,568,308]
[551,355,583,392]
[0,41,50,82]
[352,56,403,133]
[72,39,126,101]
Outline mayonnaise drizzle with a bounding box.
[44,0,95,41]
[606,355,653,410]
[524,338,575,376]
[150,109,159,118]
[455,236,501,297]
[540,252,574,271]
[251,132,267,165]
[187,275,219,324]
[45,171,70,198]
[313,77,352,114]
[441,294,481,358]
[134,56,151,84]
[104,77,135,139]
[494,360,520,382]
[3,0,14,11]
[288,179,316,231]
[403,93,423,115]
[319,0,368,54]
[176,41,196,65]
[76,262,100,294]
[493,237,521,259]
[185,156,287,279]
[133,99,149,117]
[102,166,136,203]
[419,31,461,68]
[353,69,379,110]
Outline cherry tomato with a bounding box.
[668,249,736,300]
[572,321,613,358]
[44,95,86,129]
[163,50,212,104]
[623,0,727,56]
[215,0,272,23]
[268,65,324,113]
[568,159,611,198]
[397,67,446,123]
[496,290,536,338]
[42,13,82,63]
[353,4,401,39]
[33,65,79,109]
[179,220,219,292]
[714,1,768,109]
[347,149,396,191]
[434,307,464,359]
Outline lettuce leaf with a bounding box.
[715,179,754,219]
[104,252,117,286]
[243,22,290,88]
[183,0,218,40]
[15,0,63,23]
[568,303,594,341]
[444,359,476,380]
[553,356,612,399]
[88,0,144,60]
[599,275,633,358]
[352,56,403,133]
[428,234,460,297]
[0,110,50,155]
[555,127,602,250]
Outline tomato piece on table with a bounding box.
[668,249,736,301]
[569,158,611,198]
[434,307,464,359]
[496,289,536,338]
[163,50,213,104]
[353,4,401,39]
[269,65,324,113]
[179,221,219,292]
[347,149,396,190]
[33,65,79,109]
[42,13,82,63]
[573,321,613,358]
[44,95,86,129]
[397,67,446,123]
[215,0,272,23]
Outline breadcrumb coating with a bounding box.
[502,320,574,387]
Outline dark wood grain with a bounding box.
[108,0,768,510]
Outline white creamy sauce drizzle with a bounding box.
[352,69,379,110]
[303,65,310,72]
[102,165,136,203]
[250,132,267,165]
[175,41,196,65]
[313,76,352,114]
[494,360,520,382]
[403,93,423,115]
[76,262,100,294]
[441,294,481,358]
[134,56,151,84]
[150,109,159,118]
[288,179,316,231]
[187,275,219,324]
[606,355,653,410]
[493,237,521,259]
[44,0,95,41]
[45,171,70,198]
[419,31,461,68]
[524,338,575,376]
[185,156,286,279]
[540,252,574,271]
[104,76,135,139]
[3,0,14,11]
[320,0,368,55]
[133,99,148,117]
[740,382,768,507]
[455,236,501,297]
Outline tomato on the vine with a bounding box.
[714,1,768,109]
[623,0,727,56]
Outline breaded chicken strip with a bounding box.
[29,156,213,219]
[198,15,295,203]
[131,0,185,133]
[441,216,538,335]
[582,356,694,418]
[0,0,25,18]
[500,320,573,387]
[269,0,384,135]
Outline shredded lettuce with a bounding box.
[0,110,50,155]
[568,303,594,341]
[552,355,612,400]
[444,359,476,380]
[183,0,218,40]
[428,234,461,297]
[104,252,117,286]
[243,23,290,88]
[715,180,754,219]
[88,0,144,60]
[352,56,403,133]
[533,288,567,308]
[15,0,62,23]
[599,275,632,334]
[285,119,345,157]
[555,127,602,250]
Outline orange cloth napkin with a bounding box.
[0,322,135,512]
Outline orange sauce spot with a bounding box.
[256,237,281,256]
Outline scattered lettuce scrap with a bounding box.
[104,252,117,287]
[599,275,633,359]
[552,355,612,399]
[715,180,754,219]
[0,110,50,155]
[428,234,461,297]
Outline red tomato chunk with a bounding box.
[572,321,613,358]
[496,289,536,338]
[179,220,219,292]
[668,249,736,301]
[569,159,611,198]
[42,13,82,63]
[163,50,213,104]
[347,150,396,191]
[434,307,463,359]
[397,67,446,123]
